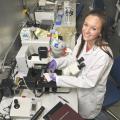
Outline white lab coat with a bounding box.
[55,35,113,119]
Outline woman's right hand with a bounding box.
[48,59,57,72]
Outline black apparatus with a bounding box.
[77,57,85,70]
[14,99,20,109]
[24,46,58,94]
[31,106,45,120]
[18,47,85,95]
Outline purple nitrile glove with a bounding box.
[43,73,56,82]
[48,59,57,72]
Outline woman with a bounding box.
[44,9,113,120]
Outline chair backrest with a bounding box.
[102,55,120,108]
[110,55,120,84]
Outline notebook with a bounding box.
[43,102,84,120]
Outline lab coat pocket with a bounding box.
[79,91,98,117]
[96,97,104,110]
[96,85,106,110]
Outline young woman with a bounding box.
[44,9,113,120]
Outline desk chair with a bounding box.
[103,55,120,120]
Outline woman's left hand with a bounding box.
[43,73,56,82]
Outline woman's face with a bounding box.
[82,15,103,42]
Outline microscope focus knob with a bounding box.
[14,99,20,109]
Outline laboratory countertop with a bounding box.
[0,88,78,120]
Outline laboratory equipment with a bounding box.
[10,97,39,120]
[50,37,66,58]
[64,1,74,25]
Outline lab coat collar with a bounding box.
[83,42,97,55]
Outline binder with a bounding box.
[43,102,84,120]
